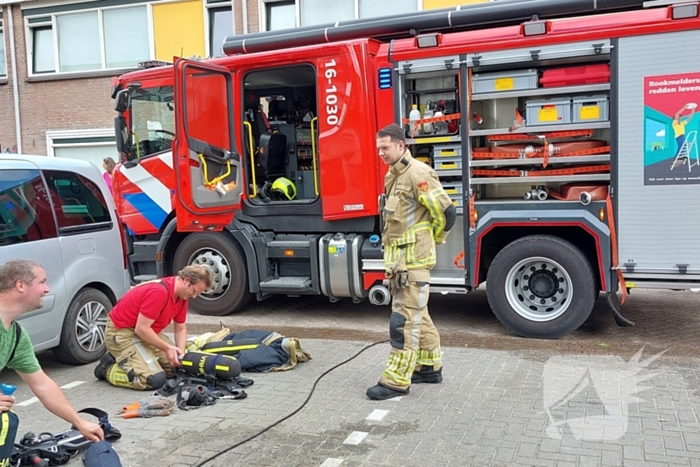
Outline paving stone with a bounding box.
[644,440,666,456]
[645,454,691,465]
[623,445,644,460]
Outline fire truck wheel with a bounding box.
[54,288,112,365]
[173,233,251,316]
[486,234,597,339]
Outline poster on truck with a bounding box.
[644,72,700,185]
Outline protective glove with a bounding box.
[434,231,449,245]
[387,258,409,290]
[116,396,175,419]
[397,270,410,289]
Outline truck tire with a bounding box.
[54,288,111,365]
[486,235,597,339]
[173,232,252,316]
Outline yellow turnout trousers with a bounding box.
[379,277,442,390]
[104,318,175,390]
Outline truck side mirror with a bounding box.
[114,116,133,164]
[114,89,130,113]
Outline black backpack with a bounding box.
[82,440,122,467]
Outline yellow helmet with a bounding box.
[270,177,297,200]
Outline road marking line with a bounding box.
[17,397,39,407]
[343,431,368,445]
[60,381,85,389]
[367,409,389,421]
[320,459,344,467]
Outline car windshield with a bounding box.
[127,86,175,161]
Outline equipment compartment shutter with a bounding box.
[396,55,460,75]
[617,29,700,275]
[465,40,611,68]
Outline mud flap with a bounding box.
[606,291,634,327]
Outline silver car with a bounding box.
[0,154,130,364]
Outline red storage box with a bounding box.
[539,64,610,88]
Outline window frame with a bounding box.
[46,128,117,159]
[204,0,234,59]
[259,0,422,31]
[24,4,156,77]
[264,0,297,31]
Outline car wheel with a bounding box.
[53,288,111,365]
[173,232,252,316]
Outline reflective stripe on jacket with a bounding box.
[381,151,453,271]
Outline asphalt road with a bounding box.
[183,287,700,359]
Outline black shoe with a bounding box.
[366,383,409,400]
[155,378,179,396]
[94,352,116,380]
[411,367,443,384]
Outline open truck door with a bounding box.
[173,58,242,232]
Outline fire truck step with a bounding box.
[259,276,312,293]
[133,274,158,282]
[133,241,160,247]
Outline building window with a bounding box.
[263,0,418,31]
[27,5,151,75]
[32,26,55,73]
[301,0,353,27]
[0,20,6,78]
[266,1,296,31]
[358,0,416,19]
[57,12,101,72]
[209,6,233,57]
[103,7,150,69]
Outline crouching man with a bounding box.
[94,266,212,390]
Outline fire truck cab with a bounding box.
[112,0,700,339]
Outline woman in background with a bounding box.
[102,157,116,194]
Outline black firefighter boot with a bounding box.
[411,366,443,384]
[93,352,116,380]
[366,383,409,400]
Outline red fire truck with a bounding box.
[110,0,700,338]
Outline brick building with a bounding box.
[0,0,488,167]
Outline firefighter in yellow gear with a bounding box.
[367,123,457,401]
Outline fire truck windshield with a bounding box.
[126,86,175,162]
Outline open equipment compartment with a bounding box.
[466,41,613,205]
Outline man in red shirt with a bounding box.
[94,265,212,390]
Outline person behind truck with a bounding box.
[366,123,457,401]
[672,103,696,168]
[0,259,104,464]
[102,157,117,194]
[93,265,212,391]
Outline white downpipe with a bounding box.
[8,5,22,154]
[242,0,248,34]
